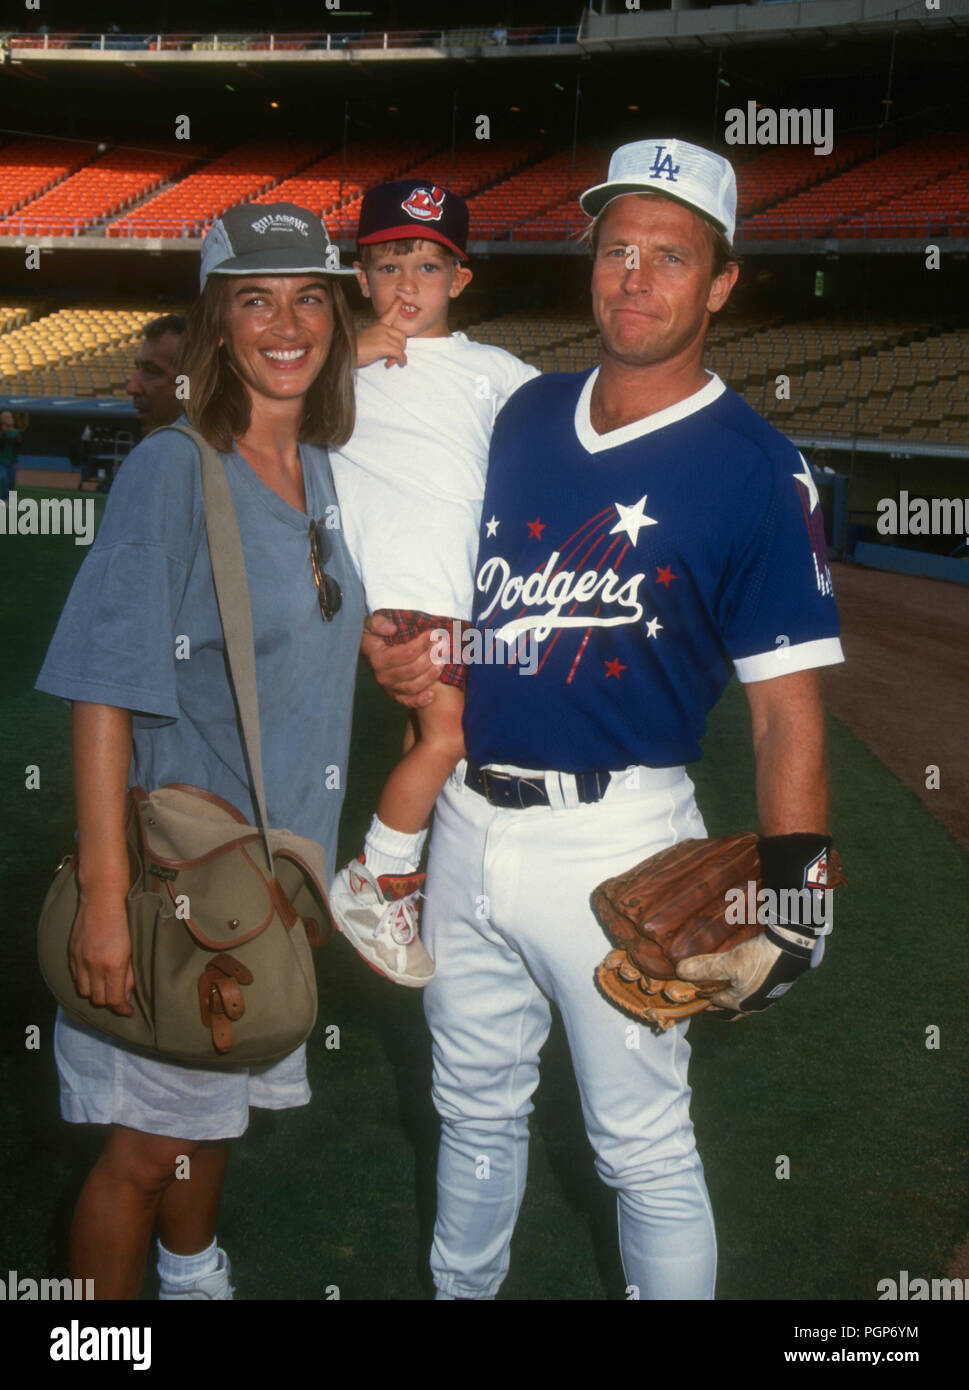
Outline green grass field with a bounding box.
[2,490,968,1300]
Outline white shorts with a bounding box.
[54,1008,311,1142]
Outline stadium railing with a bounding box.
[5,27,581,54]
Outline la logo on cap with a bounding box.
[646,145,681,182]
[402,186,446,223]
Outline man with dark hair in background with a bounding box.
[126,314,187,436]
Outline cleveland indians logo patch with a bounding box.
[401,186,446,223]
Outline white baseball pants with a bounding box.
[422,760,717,1301]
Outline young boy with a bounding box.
[328,179,539,985]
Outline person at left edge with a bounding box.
[34,202,363,1300]
[0,408,27,504]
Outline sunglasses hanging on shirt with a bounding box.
[309,519,343,623]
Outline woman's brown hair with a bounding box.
[177,275,356,451]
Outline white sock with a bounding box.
[363,814,427,879]
[157,1236,219,1290]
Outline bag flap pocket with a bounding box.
[172,844,273,949]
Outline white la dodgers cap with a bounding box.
[580,138,737,245]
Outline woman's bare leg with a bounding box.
[70,1125,214,1299]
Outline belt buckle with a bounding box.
[480,766,510,805]
[516,777,546,808]
[480,766,547,809]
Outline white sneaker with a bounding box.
[329,859,435,987]
[158,1248,234,1300]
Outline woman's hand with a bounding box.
[356,301,408,370]
[69,893,135,1016]
[361,613,444,708]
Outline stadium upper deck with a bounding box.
[1,0,960,62]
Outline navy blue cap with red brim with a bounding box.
[356,179,469,260]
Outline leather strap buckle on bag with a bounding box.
[198,953,254,1055]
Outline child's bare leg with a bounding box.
[376,684,465,834]
[329,674,464,984]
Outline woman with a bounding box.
[35,203,364,1300]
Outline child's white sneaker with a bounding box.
[329,858,434,987]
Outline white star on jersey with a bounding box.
[646,617,663,639]
[610,494,657,546]
[794,456,820,513]
[485,516,499,537]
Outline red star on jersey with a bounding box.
[527,517,546,539]
[604,657,627,679]
[656,565,676,588]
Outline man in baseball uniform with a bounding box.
[364,138,843,1301]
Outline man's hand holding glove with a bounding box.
[592,832,846,1030]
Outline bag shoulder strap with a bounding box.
[163,423,273,869]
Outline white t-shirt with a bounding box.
[331,332,540,618]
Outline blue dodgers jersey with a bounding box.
[464,370,843,773]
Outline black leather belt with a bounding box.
[464,759,611,809]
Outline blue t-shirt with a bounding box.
[464,370,843,773]
[36,425,365,874]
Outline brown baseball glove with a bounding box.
[592,833,845,1030]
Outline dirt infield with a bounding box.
[821,560,969,854]
[14,469,82,489]
[823,560,969,1282]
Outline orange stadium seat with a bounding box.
[315,139,544,239]
[740,133,969,238]
[1,132,967,248]
[0,144,200,237]
[735,134,876,218]
[0,138,92,222]
[251,140,439,223]
[105,138,326,238]
[469,144,606,239]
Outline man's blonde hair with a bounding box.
[579,191,737,278]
